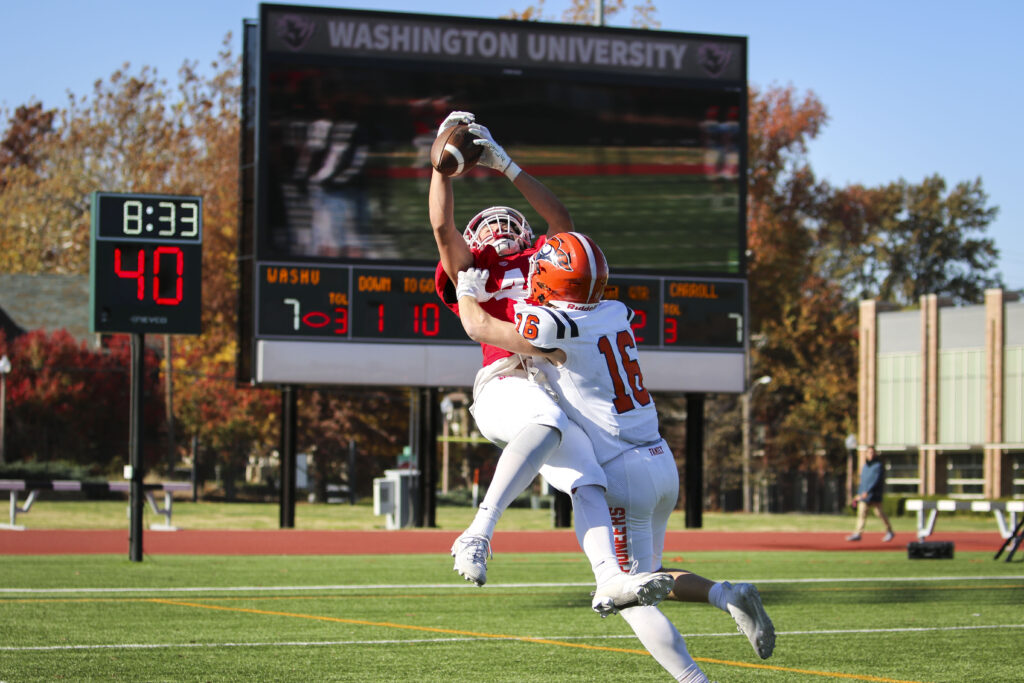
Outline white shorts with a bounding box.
[470,363,605,495]
[538,419,607,494]
[601,439,677,573]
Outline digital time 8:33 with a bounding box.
[95,193,202,307]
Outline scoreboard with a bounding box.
[239,6,748,392]
[256,263,745,351]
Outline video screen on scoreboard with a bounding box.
[258,60,744,275]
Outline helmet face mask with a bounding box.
[528,232,609,305]
[463,206,533,256]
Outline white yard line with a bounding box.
[2,624,1023,652]
[1,575,1021,594]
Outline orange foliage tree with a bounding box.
[0,330,164,471]
[0,37,280,486]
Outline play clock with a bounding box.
[89,192,203,334]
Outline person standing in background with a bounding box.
[847,448,894,542]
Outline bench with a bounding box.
[0,480,191,531]
[905,499,1024,541]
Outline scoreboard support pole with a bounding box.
[279,385,297,528]
[411,387,438,528]
[129,333,145,562]
[684,393,705,529]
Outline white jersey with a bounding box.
[512,299,661,463]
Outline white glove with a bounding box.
[456,268,492,301]
[468,123,521,182]
[437,111,474,138]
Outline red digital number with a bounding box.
[114,247,145,301]
[415,303,440,337]
[630,309,646,343]
[114,246,185,306]
[333,307,348,334]
[302,311,330,328]
[153,246,184,305]
[664,317,678,344]
[300,308,349,334]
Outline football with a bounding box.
[430,123,482,177]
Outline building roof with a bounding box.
[0,274,93,345]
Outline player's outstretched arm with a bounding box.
[456,269,566,363]
[469,123,573,236]
[513,171,573,236]
[429,168,473,282]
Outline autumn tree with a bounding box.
[740,85,1001,511]
[0,37,280,486]
[504,0,659,27]
[0,330,164,471]
[0,103,56,193]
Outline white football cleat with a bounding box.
[724,582,775,659]
[591,571,674,617]
[450,533,491,586]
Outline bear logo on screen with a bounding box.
[276,14,316,51]
[697,43,732,78]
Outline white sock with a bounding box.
[708,581,730,612]
[463,424,560,539]
[676,662,711,683]
[619,606,707,682]
[571,484,620,586]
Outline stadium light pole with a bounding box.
[742,375,772,513]
[0,354,10,465]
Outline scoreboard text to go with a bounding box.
[256,264,467,342]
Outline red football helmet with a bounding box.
[463,206,533,256]
[528,232,609,305]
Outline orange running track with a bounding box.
[0,529,1004,555]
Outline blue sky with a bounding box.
[3,1,1021,291]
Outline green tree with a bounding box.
[819,175,1000,306]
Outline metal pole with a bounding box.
[191,433,199,502]
[279,385,297,528]
[684,393,705,529]
[0,355,8,465]
[742,376,772,513]
[164,335,175,477]
[741,390,751,513]
[129,334,145,562]
[415,387,438,528]
[347,438,357,505]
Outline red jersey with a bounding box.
[435,235,548,367]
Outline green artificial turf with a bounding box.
[1,551,1020,682]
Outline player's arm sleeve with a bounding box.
[514,305,569,354]
[459,297,536,355]
[514,173,573,236]
[435,261,460,312]
[429,169,474,280]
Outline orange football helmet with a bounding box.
[463,206,533,256]
[528,232,609,305]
